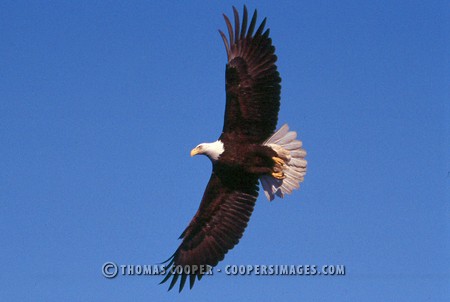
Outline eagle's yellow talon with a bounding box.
[272,156,285,166]
[271,156,286,179]
[272,171,285,179]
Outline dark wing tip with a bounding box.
[159,254,175,287]
[179,273,188,292]
[232,6,240,41]
[220,6,269,62]
[255,17,267,37]
[221,6,267,42]
[219,30,230,60]
[247,8,258,37]
[160,264,203,292]
[168,272,179,291]
[189,273,196,289]
[222,13,234,46]
[159,250,177,265]
[240,5,248,39]
[159,268,172,285]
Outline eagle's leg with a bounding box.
[271,157,286,179]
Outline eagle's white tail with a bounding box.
[260,124,307,201]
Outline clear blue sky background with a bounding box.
[1,1,448,301]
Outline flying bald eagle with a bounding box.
[161,6,307,291]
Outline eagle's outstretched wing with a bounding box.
[161,171,259,292]
[220,6,281,144]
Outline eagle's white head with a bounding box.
[190,140,224,161]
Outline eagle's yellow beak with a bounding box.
[190,147,200,157]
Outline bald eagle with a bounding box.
[161,6,307,291]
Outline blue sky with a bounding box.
[1,1,448,301]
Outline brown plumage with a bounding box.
[220,6,281,144]
[161,6,307,292]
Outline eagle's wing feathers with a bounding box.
[220,6,281,144]
[161,172,258,292]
